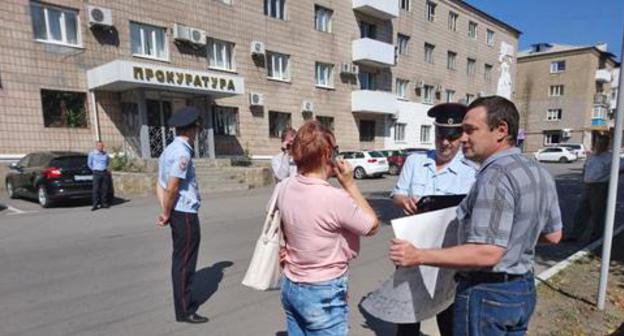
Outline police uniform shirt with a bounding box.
[158,137,201,213]
[88,150,109,171]
[392,150,477,198]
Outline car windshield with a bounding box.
[368,151,384,158]
[50,156,88,169]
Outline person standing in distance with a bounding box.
[88,141,110,211]
[272,127,297,182]
[156,106,208,324]
[390,96,562,335]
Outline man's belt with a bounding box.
[456,271,531,284]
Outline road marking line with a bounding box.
[4,205,38,215]
[7,205,25,214]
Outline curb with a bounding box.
[535,225,624,284]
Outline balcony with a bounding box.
[596,69,611,83]
[352,90,398,116]
[352,38,396,68]
[594,93,609,106]
[352,0,399,20]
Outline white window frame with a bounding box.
[359,71,377,90]
[544,133,561,145]
[550,60,566,73]
[265,0,286,20]
[315,62,334,88]
[465,93,475,104]
[484,64,493,81]
[213,106,238,136]
[420,125,432,143]
[394,123,407,142]
[593,105,607,119]
[30,2,82,48]
[130,22,169,61]
[314,5,333,33]
[445,89,455,102]
[424,43,435,64]
[486,29,495,47]
[426,1,436,22]
[423,85,435,104]
[448,11,458,31]
[396,79,409,99]
[397,34,410,56]
[447,51,456,70]
[400,0,411,11]
[208,39,235,71]
[467,58,476,76]
[549,85,565,97]
[267,51,290,81]
[546,109,562,121]
[468,21,478,39]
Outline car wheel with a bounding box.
[38,185,51,208]
[389,164,400,176]
[354,167,366,180]
[559,156,569,163]
[6,180,16,199]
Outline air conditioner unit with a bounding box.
[249,92,264,106]
[173,24,206,45]
[436,84,444,92]
[478,91,488,97]
[351,64,359,75]
[416,80,425,88]
[87,5,113,27]
[301,100,314,113]
[562,128,572,138]
[340,63,351,74]
[250,41,266,56]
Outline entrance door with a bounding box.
[147,99,174,158]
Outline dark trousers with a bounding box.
[92,171,109,206]
[170,210,201,320]
[571,182,608,240]
[396,304,454,336]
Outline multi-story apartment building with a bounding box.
[0,0,519,159]
[516,42,620,153]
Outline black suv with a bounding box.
[5,151,113,208]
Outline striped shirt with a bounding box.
[457,147,562,274]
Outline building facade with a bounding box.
[0,0,519,159]
[516,43,620,153]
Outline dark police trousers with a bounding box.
[92,170,109,206]
[170,210,201,320]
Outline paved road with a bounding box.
[0,160,621,336]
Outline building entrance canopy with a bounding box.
[87,60,245,97]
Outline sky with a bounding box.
[465,0,624,60]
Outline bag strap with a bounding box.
[262,177,290,235]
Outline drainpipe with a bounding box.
[89,90,101,141]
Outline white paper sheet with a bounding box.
[391,206,458,298]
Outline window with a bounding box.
[445,89,455,102]
[549,85,565,97]
[359,71,377,90]
[30,2,80,47]
[468,21,478,39]
[612,88,618,100]
[359,120,376,142]
[269,111,291,138]
[424,43,435,64]
[40,89,87,128]
[130,22,168,60]
[550,60,566,73]
[465,93,475,104]
[486,29,495,47]
[423,85,435,104]
[426,1,436,22]
[360,21,377,39]
[447,51,457,70]
[316,116,334,131]
[544,133,561,145]
[484,64,493,81]
[397,34,410,56]
[221,0,233,4]
[396,79,409,98]
[448,11,458,31]
[546,109,562,121]
[208,39,235,71]
[267,52,290,80]
[593,105,607,119]
[467,58,476,76]
[315,62,334,88]
[264,0,286,20]
[420,125,432,143]
[394,123,406,141]
[400,0,411,11]
[213,106,238,136]
[314,5,333,33]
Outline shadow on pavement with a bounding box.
[192,261,234,308]
[358,298,397,336]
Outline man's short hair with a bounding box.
[291,121,334,174]
[468,96,519,143]
[281,127,297,142]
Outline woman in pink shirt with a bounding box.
[277,121,379,335]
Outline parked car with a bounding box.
[5,151,114,208]
[378,150,407,175]
[339,150,389,179]
[557,143,587,159]
[534,147,578,163]
[404,147,430,156]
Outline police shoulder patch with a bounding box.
[179,156,189,171]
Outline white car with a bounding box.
[534,147,578,163]
[340,150,389,179]
[558,143,587,159]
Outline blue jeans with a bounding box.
[453,275,536,336]
[281,274,349,336]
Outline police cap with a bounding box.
[168,106,201,128]
[427,103,468,138]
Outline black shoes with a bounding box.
[91,204,110,211]
[91,205,99,211]
[178,313,209,324]
[101,203,110,209]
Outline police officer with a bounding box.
[156,106,208,324]
[88,141,110,211]
[361,103,477,336]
